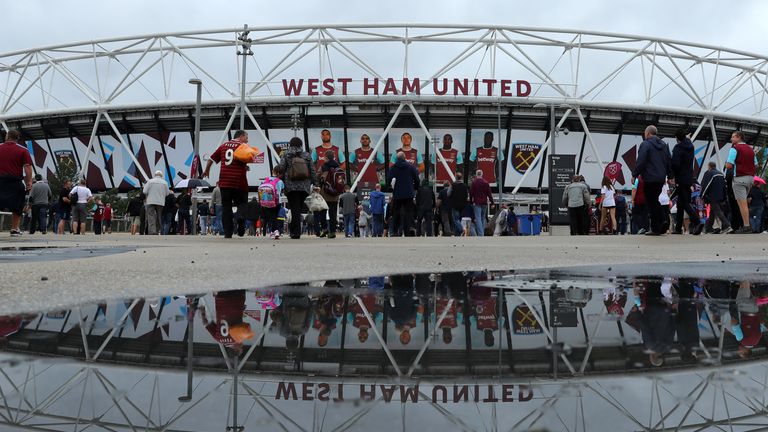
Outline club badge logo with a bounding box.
[511,143,541,174]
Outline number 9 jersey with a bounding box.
[210,139,249,191]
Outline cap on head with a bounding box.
[154,170,163,178]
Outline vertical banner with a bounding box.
[547,154,576,225]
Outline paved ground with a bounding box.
[1,232,767,315]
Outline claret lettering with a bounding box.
[274,381,534,404]
[281,77,531,97]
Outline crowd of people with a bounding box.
[563,127,768,236]
[2,126,767,239]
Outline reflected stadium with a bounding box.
[2,25,768,198]
[2,266,768,430]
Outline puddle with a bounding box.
[0,245,135,262]
[1,266,767,430]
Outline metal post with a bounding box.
[179,298,197,402]
[552,327,559,379]
[237,25,252,131]
[189,78,202,235]
[497,100,503,206]
[548,103,556,236]
[431,135,440,196]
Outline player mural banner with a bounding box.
[511,305,543,335]
[511,143,542,175]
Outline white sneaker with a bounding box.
[273,230,280,240]
[721,227,733,235]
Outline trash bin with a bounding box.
[517,214,542,236]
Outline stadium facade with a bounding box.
[2,25,768,194]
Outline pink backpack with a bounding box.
[258,177,280,208]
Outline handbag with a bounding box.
[305,191,328,212]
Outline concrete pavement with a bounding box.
[1,232,767,315]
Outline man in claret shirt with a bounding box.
[348,294,383,343]
[311,129,346,172]
[469,131,505,185]
[431,133,463,183]
[433,293,461,345]
[200,290,255,353]
[390,132,424,174]
[349,134,384,185]
[203,130,250,238]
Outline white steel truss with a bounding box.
[3,25,768,189]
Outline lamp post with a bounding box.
[236,25,253,131]
[178,297,198,402]
[189,78,202,235]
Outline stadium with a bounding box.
[3,24,768,200]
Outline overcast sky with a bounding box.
[3,0,767,55]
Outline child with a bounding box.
[358,205,369,238]
[461,205,474,236]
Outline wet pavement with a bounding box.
[1,267,768,431]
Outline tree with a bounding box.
[47,158,79,200]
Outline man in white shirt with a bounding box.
[69,179,93,235]
[143,170,170,235]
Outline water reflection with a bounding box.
[2,270,768,431]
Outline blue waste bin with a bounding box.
[517,214,542,236]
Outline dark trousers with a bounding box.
[371,214,384,237]
[643,182,665,234]
[220,188,248,238]
[177,210,191,235]
[440,209,453,236]
[93,220,102,235]
[631,203,649,234]
[416,208,434,236]
[392,198,416,236]
[323,201,338,233]
[29,204,48,234]
[568,205,588,235]
[287,191,308,238]
[261,206,278,233]
[674,185,700,231]
[705,201,730,231]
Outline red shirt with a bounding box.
[93,204,105,222]
[435,148,459,182]
[0,141,33,178]
[210,140,248,191]
[436,298,458,329]
[397,148,419,167]
[354,147,380,183]
[474,298,498,331]
[104,207,112,221]
[205,291,246,347]
[315,145,341,172]
[351,295,382,329]
[475,147,499,184]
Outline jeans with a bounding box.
[750,207,763,232]
[451,208,464,236]
[199,215,208,234]
[213,204,223,234]
[371,214,384,237]
[29,204,48,234]
[313,211,324,235]
[343,213,355,237]
[472,204,487,237]
[162,211,174,235]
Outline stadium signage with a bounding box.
[282,77,531,97]
[274,382,535,403]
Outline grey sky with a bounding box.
[3,0,767,56]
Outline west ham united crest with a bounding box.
[511,143,541,174]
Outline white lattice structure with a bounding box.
[2,25,767,192]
